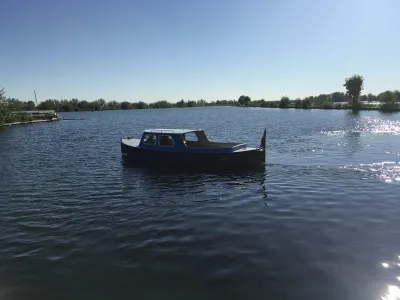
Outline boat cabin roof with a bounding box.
[143,129,202,135]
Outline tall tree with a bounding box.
[0,88,7,125]
[176,99,186,107]
[238,95,251,106]
[0,87,5,105]
[343,74,364,110]
[95,98,106,109]
[279,96,290,108]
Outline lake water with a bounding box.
[1,107,400,300]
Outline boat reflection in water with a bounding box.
[121,159,268,206]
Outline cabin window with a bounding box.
[142,134,157,145]
[184,132,198,142]
[159,135,174,147]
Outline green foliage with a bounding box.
[321,101,333,109]
[0,88,7,126]
[294,98,302,108]
[176,99,186,108]
[279,96,290,108]
[314,94,331,105]
[302,98,311,108]
[0,82,398,121]
[379,90,396,104]
[395,90,400,102]
[331,92,347,103]
[149,100,172,109]
[343,74,364,109]
[238,95,251,107]
[120,101,132,110]
[379,90,397,110]
[135,101,149,109]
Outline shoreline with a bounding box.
[265,106,400,111]
[53,105,400,112]
[1,117,61,128]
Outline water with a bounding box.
[1,107,400,300]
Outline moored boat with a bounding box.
[121,128,266,169]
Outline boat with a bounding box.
[121,128,266,169]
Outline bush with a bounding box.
[20,114,34,122]
[321,102,333,109]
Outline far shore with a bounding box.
[54,104,400,112]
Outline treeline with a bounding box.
[1,91,399,115]
[248,90,400,109]
[1,73,400,125]
[1,88,36,125]
[2,97,239,112]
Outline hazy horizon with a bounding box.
[1,0,399,103]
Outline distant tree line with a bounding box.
[1,74,399,126]
[0,96,239,113]
[250,75,399,111]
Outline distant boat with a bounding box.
[120,128,266,169]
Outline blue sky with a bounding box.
[1,0,399,102]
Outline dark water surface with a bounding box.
[1,107,400,300]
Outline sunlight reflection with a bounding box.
[381,285,400,300]
[380,256,400,300]
[383,262,390,268]
[320,116,400,136]
[343,162,400,184]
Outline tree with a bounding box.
[78,100,90,110]
[359,95,368,102]
[120,101,132,110]
[38,99,56,110]
[395,90,400,102]
[0,88,7,125]
[315,94,331,105]
[107,100,120,110]
[197,99,206,106]
[60,99,73,112]
[135,101,148,109]
[367,93,378,102]
[379,90,396,109]
[71,98,79,110]
[176,99,186,108]
[95,98,106,110]
[186,100,196,107]
[238,95,251,107]
[343,74,364,110]
[279,96,290,108]
[331,92,346,103]
[0,88,7,107]
[302,98,311,108]
[25,101,36,110]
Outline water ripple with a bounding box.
[1,108,400,300]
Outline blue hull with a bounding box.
[121,142,265,170]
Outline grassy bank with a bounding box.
[0,114,60,127]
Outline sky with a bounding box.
[0,0,399,103]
